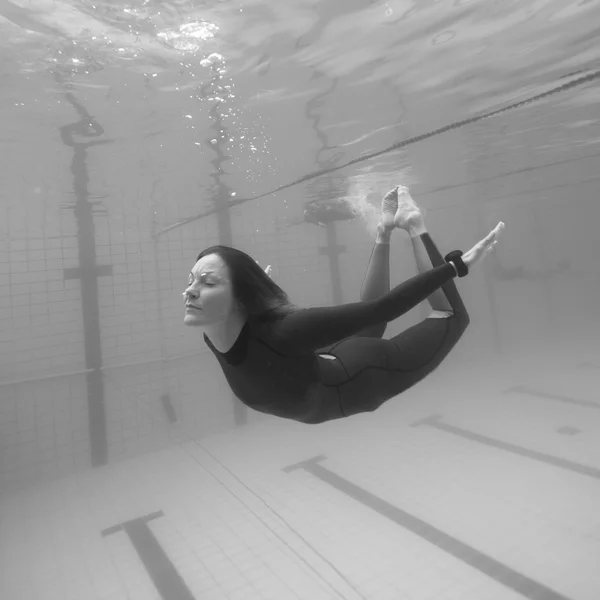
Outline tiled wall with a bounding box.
[0,73,399,493]
[2,68,599,495]
[0,196,344,492]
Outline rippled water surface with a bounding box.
[2,1,600,94]
[2,1,600,202]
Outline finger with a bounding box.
[484,229,497,243]
[484,221,504,242]
[483,229,499,246]
[491,221,505,237]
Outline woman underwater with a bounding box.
[183,186,505,424]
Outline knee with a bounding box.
[429,309,470,334]
[456,309,470,333]
[427,310,453,319]
[428,309,470,327]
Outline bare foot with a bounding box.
[393,186,423,231]
[380,187,399,233]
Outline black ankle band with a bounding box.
[445,250,468,278]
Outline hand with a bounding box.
[462,222,505,270]
[256,260,273,278]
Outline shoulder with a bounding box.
[248,308,300,340]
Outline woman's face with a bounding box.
[183,254,236,327]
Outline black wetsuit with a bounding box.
[204,233,469,424]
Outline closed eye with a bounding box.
[189,272,218,286]
[188,278,215,287]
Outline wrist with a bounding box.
[445,250,469,277]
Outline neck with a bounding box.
[203,311,246,353]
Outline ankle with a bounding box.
[407,221,427,238]
[376,222,392,244]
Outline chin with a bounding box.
[184,314,206,326]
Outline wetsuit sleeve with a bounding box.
[269,262,458,352]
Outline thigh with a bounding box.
[316,324,386,358]
[351,322,387,339]
[326,315,464,417]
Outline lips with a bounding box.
[186,305,202,311]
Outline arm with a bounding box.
[266,222,503,354]
[268,262,457,353]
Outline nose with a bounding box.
[183,286,199,301]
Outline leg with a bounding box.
[413,232,468,317]
[317,209,504,418]
[353,239,390,338]
[360,234,391,303]
[410,231,453,313]
[351,188,398,339]
[319,306,469,419]
[356,185,462,335]
[316,186,498,360]
[311,219,504,418]
[320,185,456,350]
[394,186,467,317]
[318,207,470,417]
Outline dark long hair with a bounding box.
[196,245,295,321]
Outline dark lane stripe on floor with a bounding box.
[284,456,573,600]
[102,511,195,600]
[411,414,600,480]
[504,385,599,409]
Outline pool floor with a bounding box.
[1,357,598,600]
